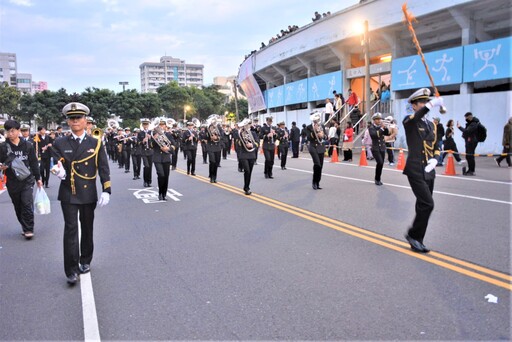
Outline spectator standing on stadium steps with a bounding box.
[441,119,464,165]
[327,121,339,158]
[324,98,334,123]
[347,89,359,111]
[457,112,480,176]
[362,128,374,160]
[300,124,307,152]
[495,117,512,167]
[350,105,362,134]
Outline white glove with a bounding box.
[51,160,66,180]
[97,192,110,208]
[426,97,444,110]
[424,158,438,173]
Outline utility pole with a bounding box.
[119,81,129,92]
[363,20,371,118]
[233,79,240,122]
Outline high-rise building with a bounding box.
[16,73,32,94]
[0,52,17,87]
[139,56,204,93]
[32,81,48,94]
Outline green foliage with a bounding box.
[0,82,22,118]
[2,82,233,129]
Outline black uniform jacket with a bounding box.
[152,132,176,163]
[137,130,154,156]
[206,124,224,152]
[402,106,440,179]
[182,129,198,151]
[52,134,111,204]
[306,124,326,153]
[260,123,276,151]
[237,130,259,160]
[368,124,389,152]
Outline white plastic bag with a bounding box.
[34,187,51,215]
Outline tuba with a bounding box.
[238,118,257,152]
[310,111,324,144]
[206,114,221,142]
[165,118,176,129]
[192,117,201,128]
[151,117,173,153]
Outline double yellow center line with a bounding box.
[177,170,512,291]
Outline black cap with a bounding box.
[464,112,473,117]
[4,120,20,131]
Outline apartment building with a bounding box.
[0,52,17,87]
[139,56,204,93]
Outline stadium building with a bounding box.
[237,0,511,153]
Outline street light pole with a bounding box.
[119,81,129,92]
[183,105,190,123]
[233,79,240,122]
[363,20,371,118]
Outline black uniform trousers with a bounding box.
[61,202,96,277]
[208,151,221,180]
[263,149,275,176]
[8,183,35,233]
[372,149,386,182]
[465,141,478,172]
[496,146,511,166]
[132,154,141,177]
[406,176,435,243]
[292,141,299,157]
[201,143,207,163]
[154,161,171,196]
[122,150,131,171]
[171,149,178,169]
[142,154,153,184]
[185,149,197,174]
[279,145,288,168]
[308,146,325,185]
[240,158,255,191]
[39,158,51,186]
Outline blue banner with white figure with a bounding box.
[307,71,342,102]
[391,47,463,91]
[284,79,308,105]
[265,85,285,108]
[463,37,511,83]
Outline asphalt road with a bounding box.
[1,150,510,340]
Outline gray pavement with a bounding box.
[0,151,510,340]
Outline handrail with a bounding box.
[324,103,346,126]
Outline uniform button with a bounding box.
[84,185,88,188]
[85,162,88,165]
[85,174,88,177]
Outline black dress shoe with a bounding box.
[238,168,243,172]
[210,178,214,183]
[405,234,429,253]
[316,183,322,189]
[79,264,90,274]
[158,194,163,200]
[312,183,318,190]
[268,175,274,179]
[375,180,383,186]
[244,190,252,195]
[265,174,269,179]
[187,172,190,175]
[191,173,196,176]
[45,185,49,188]
[67,273,79,285]
[143,182,148,187]
[133,177,137,180]
[162,196,167,201]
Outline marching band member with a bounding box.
[50,102,111,285]
[259,116,277,179]
[368,113,390,186]
[205,115,224,183]
[307,111,326,190]
[138,118,154,187]
[131,128,142,180]
[403,88,442,253]
[236,118,259,195]
[182,121,198,175]
[121,127,132,174]
[36,126,52,188]
[115,128,125,169]
[251,118,261,164]
[277,121,289,170]
[86,116,94,136]
[152,118,176,201]
[199,124,208,164]
[170,123,181,170]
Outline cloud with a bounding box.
[9,0,33,6]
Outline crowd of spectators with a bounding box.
[312,11,331,22]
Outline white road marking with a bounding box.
[78,217,101,341]
[129,188,183,202]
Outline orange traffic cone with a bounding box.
[275,145,279,156]
[444,151,456,175]
[396,148,406,171]
[359,146,368,166]
[330,146,339,163]
[0,174,5,190]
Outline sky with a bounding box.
[0,0,359,94]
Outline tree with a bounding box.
[80,87,115,127]
[111,89,142,127]
[0,82,21,118]
[157,82,191,119]
[139,92,162,119]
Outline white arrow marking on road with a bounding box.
[129,188,183,202]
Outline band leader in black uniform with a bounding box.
[307,111,326,190]
[260,116,277,179]
[402,88,442,253]
[50,102,111,285]
[205,115,224,183]
[236,118,259,195]
[152,118,176,200]
[138,118,154,187]
[368,113,390,186]
[131,128,142,180]
[277,121,289,170]
[182,121,198,175]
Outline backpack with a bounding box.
[477,123,487,142]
